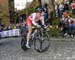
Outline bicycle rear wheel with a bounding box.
[20,25,29,51]
[34,31,50,52]
[21,36,29,51]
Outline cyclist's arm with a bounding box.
[40,16,47,28]
[31,13,39,27]
[32,20,38,26]
[40,16,45,25]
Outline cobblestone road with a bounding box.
[0,37,75,60]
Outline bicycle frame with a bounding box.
[31,28,45,41]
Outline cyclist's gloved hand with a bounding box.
[36,25,41,28]
[42,25,47,29]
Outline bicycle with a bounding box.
[20,25,50,52]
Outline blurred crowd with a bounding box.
[0,22,25,32]
[59,11,75,37]
[55,0,75,17]
[57,0,75,37]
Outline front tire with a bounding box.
[34,31,50,52]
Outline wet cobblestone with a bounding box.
[0,37,75,60]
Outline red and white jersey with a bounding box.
[26,13,44,26]
[29,13,37,21]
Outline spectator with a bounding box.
[0,23,5,31]
[16,23,19,28]
[68,18,75,37]
[59,15,65,30]
[64,0,69,4]
[69,0,73,4]
[55,3,59,17]
[20,13,26,22]
[13,25,16,29]
[63,11,70,18]
[71,1,75,16]
[59,14,70,36]
[61,15,65,22]
[64,3,69,12]
[58,3,64,17]
[43,3,49,20]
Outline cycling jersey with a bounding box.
[26,13,39,26]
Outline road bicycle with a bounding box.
[20,25,50,52]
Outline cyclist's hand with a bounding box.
[36,25,41,28]
[42,25,47,29]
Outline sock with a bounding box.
[26,40,29,45]
[26,36,29,45]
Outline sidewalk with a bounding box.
[51,37,75,41]
[0,36,75,42]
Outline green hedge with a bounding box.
[50,18,60,37]
[52,18,60,25]
[50,29,59,37]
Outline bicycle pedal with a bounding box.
[35,37,38,38]
[42,38,45,40]
[42,39,44,41]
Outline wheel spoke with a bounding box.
[34,30,50,52]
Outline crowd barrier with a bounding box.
[0,29,20,38]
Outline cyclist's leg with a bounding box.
[26,26,32,48]
[26,18,32,48]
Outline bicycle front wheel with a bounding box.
[34,31,50,52]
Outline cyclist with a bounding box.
[25,9,47,48]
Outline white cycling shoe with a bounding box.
[26,44,30,48]
[44,25,47,29]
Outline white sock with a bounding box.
[26,38,29,45]
[26,40,29,45]
[26,33,30,46]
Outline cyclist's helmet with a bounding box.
[36,8,45,13]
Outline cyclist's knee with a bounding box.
[28,30,32,34]
[35,29,37,32]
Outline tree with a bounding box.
[49,0,55,19]
[38,0,42,6]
